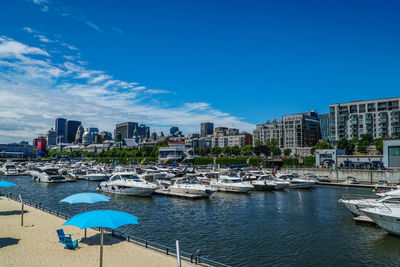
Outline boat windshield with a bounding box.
[222,179,243,183]
[177,178,200,184]
[121,174,142,182]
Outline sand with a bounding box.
[0,197,192,267]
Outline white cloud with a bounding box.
[145,89,172,95]
[36,34,53,43]
[0,36,50,59]
[0,36,255,143]
[32,0,48,5]
[28,0,101,32]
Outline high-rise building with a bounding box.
[75,125,85,143]
[115,122,138,139]
[55,118,67,144]
[66,120,81,143]
[212,132,253,148]
[170,126,179,135]
[114,122,150,140]
[329,97,400,142]
[200,122,214,137]
[319,113,330,142]
[253,111,320,149]
[282,111,320,148]
[252,119,283,147]
[137,124,150,138]
[46,128,57,146]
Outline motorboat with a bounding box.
[276,173,316,189]
[251,175,290,191]
[343,176,360,185]
[30,167,65,183]
[97,172,158,196]
[168,177,217,198]
[82,169,109,181]
[244,171,265,181]
[339,189,400,216]
[211,176,254,193]
[361,205,400,236]
[0,162,19,176]
[67,169,86,180]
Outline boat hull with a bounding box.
[97,185,156,196]
[362,210,400,236]
[169,186,216,197]
[82,175,108,181]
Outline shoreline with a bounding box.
[0,197,194,267]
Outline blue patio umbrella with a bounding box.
[0,181,17,187]
[0,181,16,199]
[60,193,110,238]
[63,210,138,267]
[60,193,110,204]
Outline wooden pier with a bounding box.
[154,189,207,200]
[352,215,376,225]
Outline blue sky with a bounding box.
[1,0,400,143]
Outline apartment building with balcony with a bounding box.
[253,111,320,149]
[252,119,283,147]
[329,97,400,142]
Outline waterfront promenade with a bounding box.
[0,197,191,267]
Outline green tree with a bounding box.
[374,137,384,154]
[283,148,292,156]
[310,141,332,154]
[337,137,356,155]
[222,146,232,156]
[357,139,370,153]
[254,145,269,156]
[271,146,281,156]
[265,138,280,157]
[231,145,241,156]
[241,145,254,156]
[337,138,349,151]
[211,146,222,156]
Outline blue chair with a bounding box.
[57,229,71,243]
[64,236,79,250]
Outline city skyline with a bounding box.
[2,1,400,143]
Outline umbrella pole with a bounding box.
[100,227,104,267]
[84,203,88,238]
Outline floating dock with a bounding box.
[154,189,207,200]
[352,215,376,225]
[317,182,397,189]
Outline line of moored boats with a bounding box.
[0,161,319,198]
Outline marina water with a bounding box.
[3,176,400,266]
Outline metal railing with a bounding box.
[4,193,230,267]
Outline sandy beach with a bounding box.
[0,197,192,267]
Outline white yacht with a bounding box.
[67,169,86,180]
[276,173,316,189]
[97,172,158,196]
[339,189,400,216]
[251,175,290,191]
[211,176,254,193]
[168,177,217,198]
[30,167,65,183]
[361,206,400,236]
[82,169,109,181]
[0,162,19,176]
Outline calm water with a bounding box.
[2,176,400,266]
